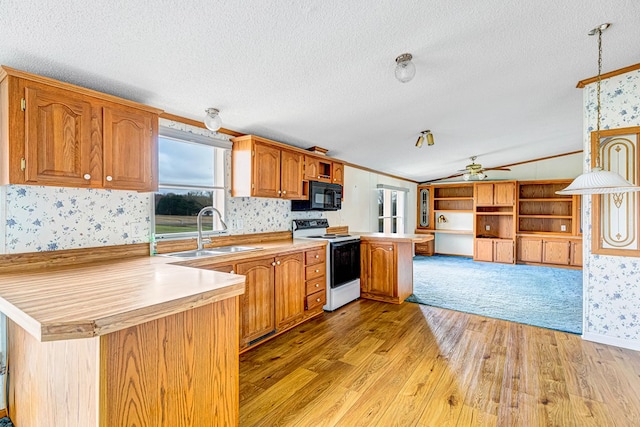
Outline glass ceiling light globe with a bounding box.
[204,108,222,131]
[463,173,470,181]
[395,53,416,83]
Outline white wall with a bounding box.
[581,68,640,350]
[324,166,417,233]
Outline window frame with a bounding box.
[377,184,408,234]
[154,126,230,240]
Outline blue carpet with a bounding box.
[407,255,583,334]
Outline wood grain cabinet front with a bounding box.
[274,252,305,330]
[475,238,514,264]
[235,257,276,349]
[231,135,305,199]
[0,67,160,190]
[360,240,414,304]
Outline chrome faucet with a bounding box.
[197,206,228,250]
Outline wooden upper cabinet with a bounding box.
[232,135,306,200]
[24,84,95,187]
[304,155,332,182]
[475,182,515,206]
[0,66,161,191]
[332,162,344,185]
[475,183,495,206]
[274,252,305,329]
[252,142,281,198]
[280,149,304,199]
[103,105,156,191]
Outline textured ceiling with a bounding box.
[1,0,639,182]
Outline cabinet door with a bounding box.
[570,240,583,267]
[542,240,570,265]
[332,162,344,185]
[366,242,397,297]
[494,240,514,264]
[475,239,494,262]
[517,238,543,263]
[253,142,281,197]
[280,149,304,199]
[274,252,305,329]
[304,155,320,181]
[235,258,275,347]
[475,183,494,206]
[494,182,515,206]
[103,105,156,191]
[24,85,95,186]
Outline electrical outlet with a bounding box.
[485,225,491,231]
[561,224,567,232]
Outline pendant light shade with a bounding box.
[556,168,640,195]
[557,23,640,196]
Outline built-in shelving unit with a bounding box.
[473,181,517,264]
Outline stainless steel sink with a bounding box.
[163,246,262,259]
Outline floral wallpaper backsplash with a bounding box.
[3,185,151,253]
[582,68,640,343]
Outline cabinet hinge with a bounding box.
[20,98,26,111]
[20,158,26,171]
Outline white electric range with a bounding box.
[292,219,361,311]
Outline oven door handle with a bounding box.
[330,239,360,248]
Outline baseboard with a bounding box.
[582,332,640,351]
[0,408,6,418]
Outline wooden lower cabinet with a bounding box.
[236,257,276,348]
[516,236,582,268]
[360,240,414,304]
[542,240,571,265]
[274,252,305,329]
[474,238,514,264]
[233,247,323,352]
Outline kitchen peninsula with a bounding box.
[0,253,244,426]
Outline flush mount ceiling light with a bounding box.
[415,130,434,148]
[204,108,222,131]
[557,23,640,197]
[395,53,416,83]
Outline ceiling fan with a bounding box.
[459,156,511,181]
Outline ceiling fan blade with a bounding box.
[484,167,511,171]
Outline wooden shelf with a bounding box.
[434,209,473,213]
[475,211,514,216]
[434,229,474,235]
[519,214,572,219]
[519,197,573,202]
[434,197,473,201]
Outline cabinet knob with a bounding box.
[316,298,321,302]
[276,260,281,265]
[315,269,319,273]
[272,262,276,266]
[317,175,321,179]
[230,270,235,274]
[83,174,91,180]
[106,175,113,182]
[315,283,320,288]
[389,247,393,251]
[315,255,319,258]
[282,190,286,194]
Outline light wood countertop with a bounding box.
[0,239,327,342]
[354,232,435,243]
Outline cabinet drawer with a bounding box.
[305,276,326,295]
[305,249,326,265]
[306,290,326,310]
[305,263,325,280]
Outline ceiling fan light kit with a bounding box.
[395,53,416,83]
[557,23,640,196]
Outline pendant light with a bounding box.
[557,23,640,196]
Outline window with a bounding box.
[154,127,230,238]
[377,184,407,233]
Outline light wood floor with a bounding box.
[239,299,640,426]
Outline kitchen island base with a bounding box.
[7,297,239,426]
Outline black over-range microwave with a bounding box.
[291,181,342,211]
